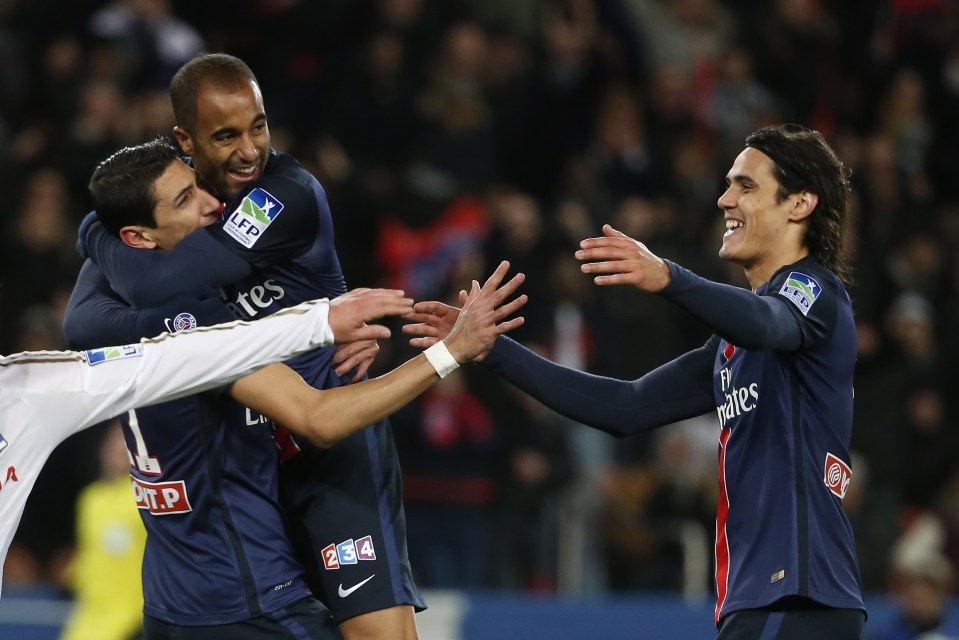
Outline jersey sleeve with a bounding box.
[79,298,336,418]
[479,335,717,437]
[82,220,255,308]
[763,265,839,350]
[660,261,804,352]
[64,260,237,350]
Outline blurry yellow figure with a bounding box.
[61,420,145,640]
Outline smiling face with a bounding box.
[716,147,815,288]
[174,79,270,201]
[120,159,220,251]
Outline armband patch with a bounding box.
[223,187,285,248]
[778,272,822,316]
[84,344,144,366]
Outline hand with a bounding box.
[442,260,528,363]
[331,339,380,383]
[329,288,413,344]
[575,224,671,292]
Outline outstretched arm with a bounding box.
[230,261,527,447]
[404,301,716,436]
[576,224,803,351]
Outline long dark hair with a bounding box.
[745,124,853,285]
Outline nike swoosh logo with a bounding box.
[338,574,376,597]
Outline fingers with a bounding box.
[408,336,440,349]
[495,316,525,334]
[603,223,630,239]
[410,301,457,315]
[401,323,444,338]
[343,325,392,342]
[579,259,629,275]
[458,290,468,306]
[491,272,526,305]
[494,294,528,321]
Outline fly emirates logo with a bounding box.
[717,367,759,427]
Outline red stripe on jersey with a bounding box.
[714,426,732,624]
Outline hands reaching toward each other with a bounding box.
[329,288,413,344]
[403,261,527,363]
[575,224,671,292]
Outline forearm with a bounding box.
[661,262,802,351]
[481,336,716,437]
[85,223,253,307]
[234,350,442,449]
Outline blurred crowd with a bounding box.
[3,0,959,610]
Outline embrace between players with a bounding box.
[56,52,864,640]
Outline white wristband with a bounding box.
[424,341,460,378]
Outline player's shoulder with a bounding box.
[766,257,842,319]
[264,150,320,190]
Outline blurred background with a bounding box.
[2,0,959,638]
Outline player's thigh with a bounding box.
[142,598,342,640]
[281,423,425,622]
[337,605,418,640]
[717,607,864,640]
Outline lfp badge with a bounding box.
[224,187,285,248]
[778,272,821,316]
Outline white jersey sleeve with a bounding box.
[0,298,334,595]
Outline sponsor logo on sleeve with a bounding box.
[164,312,197,333]
[0,434,7,456]
[321,535,377,570]
[778,272,822,316]
[131,477,192,515]
[84,344,144,366]
[823,452,852,499]
[223,187,284,248]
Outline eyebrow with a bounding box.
[726,173,757,186]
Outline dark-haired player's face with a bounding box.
[142,160,220,251]
[716,148,802,271]
[177,79,270,201]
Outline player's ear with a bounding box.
[119,226,158,250]
[789,190,818,222]
[173,126,193,156]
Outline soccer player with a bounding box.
[0,292,404,600]
[405,124,866,639]
[75,53,434,640]
[64,137,525,639]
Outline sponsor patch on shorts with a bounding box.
[778,272,822,316]
[223,187,284,248]
[84,344,143,366]
[321,535,377,569]
[823,452,852,499]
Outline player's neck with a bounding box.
[744,246,810,292]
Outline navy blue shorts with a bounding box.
[717,599,864,640]
[142,597,341,639]
[279,419,426,623]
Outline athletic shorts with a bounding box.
[142,597,341,640]
[279,419,426,623]
[717,599,865,640]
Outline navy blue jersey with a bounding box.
[82,150,425,621]
[63,262,315,625]
[711,258,862,622]
[479,256,863,625]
